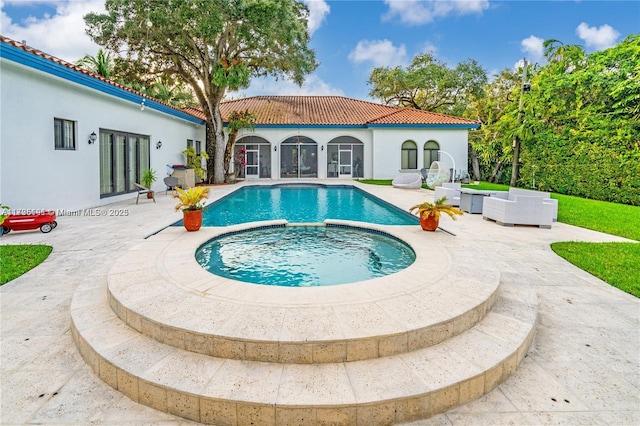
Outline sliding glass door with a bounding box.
[100,129,150,197]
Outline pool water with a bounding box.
[196,184,418,226]
[196,225,416,287]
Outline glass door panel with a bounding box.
[245,149,259,178]
[128,136,138,187]
[339,148,352,177]
[100,133,113,195]
[114,134,127,193]
[280,145,297,178]
[259,145,271,178]
[100,131,150,197]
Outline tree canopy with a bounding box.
[85,0,317,183]
[368,53,487,116]
[466,34,639,205]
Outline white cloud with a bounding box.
[513,58,526,71]
[232,74,344,98]
[576,22,620,50]
[1,0,104,62]
[302,0,330,36]
[348,39,407,68]
[383,0,489,25]
[521,35,544,61]
[419,41,438,55]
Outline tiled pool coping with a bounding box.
[107,219,501,363]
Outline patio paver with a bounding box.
[1,180,638,425]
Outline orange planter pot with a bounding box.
[419,212,439,231]
[183,209,203,232]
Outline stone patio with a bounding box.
[1,181,638,425]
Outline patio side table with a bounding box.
[459,189,506,214]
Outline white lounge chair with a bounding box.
[392,174,422,189]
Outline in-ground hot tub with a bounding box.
[195,224,416,287]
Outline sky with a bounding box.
[1,0,638,101]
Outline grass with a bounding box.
[0,244,52,285]
[551,242,640,297]
[552,193,640,241]
[462,182,510,191]
[361,179,640,297]
[549,194,640,297]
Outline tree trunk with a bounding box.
[488,160,502,183]
[470,147,481,181]
[205,102,227,184]
[510,136,520,187]
[224,129,238,176]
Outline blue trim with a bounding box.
[223,122,479,130]
[366,123,480,130]
[1,42,206,126]
[223,123,366,129]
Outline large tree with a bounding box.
[368,52,486,116]
[85,0,317,183]
[464,68,525,182]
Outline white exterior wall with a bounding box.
[370,128,469,179]
[0,59,205,210]
[233,127,374,179]
[233,126,469,180]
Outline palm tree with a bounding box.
[146,81,195,108]
[76,49,113,78]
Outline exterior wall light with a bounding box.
[88,132,97,144]
[156,140,162,150]
[274,145,277,152]
[140,98,146,111]
[321,145,324,151]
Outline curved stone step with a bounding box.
[71,278,537,425]
[106,221,501,363]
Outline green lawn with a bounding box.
[0,244,52,285]
[361,179,640,297]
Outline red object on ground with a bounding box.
[1,211,57,234]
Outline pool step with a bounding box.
[106,224,501,363]
[71,279,537,425]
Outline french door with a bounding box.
[100,130,150,197]
[338,147,352,178]
[244,147,259,179]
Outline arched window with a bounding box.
[423,140,439,169]
[401,141,417,170]
[280,136,318,178]
[235,136,271,179]
[327,136,364,178]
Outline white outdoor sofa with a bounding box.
[490,188,558,221]
[482,189,557,228]
[434,182,461,206]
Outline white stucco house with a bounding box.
[1,35,479,211]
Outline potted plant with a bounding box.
[409,196,463,231]
[141,168,157,198]
[182,146,209,182]
[173,186,210,231]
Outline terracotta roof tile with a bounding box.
[2,36,478,128]
[220,96,479,127]
[0,35,202,121]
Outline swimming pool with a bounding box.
[196,224,416,287]
[189,184,418,226]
